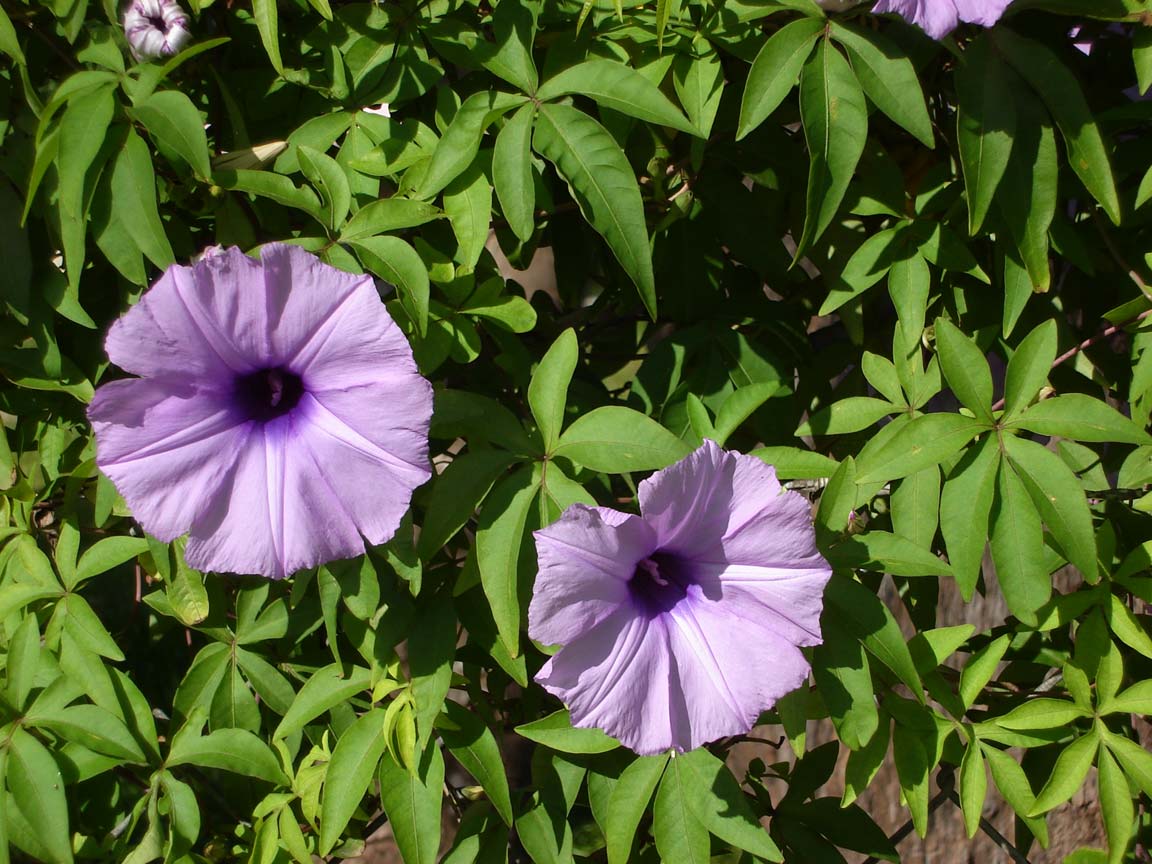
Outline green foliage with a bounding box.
[4,0,1152,861]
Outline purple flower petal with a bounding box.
[536,609,680,756]
[89,378,249,541]
[529,505,655,646]
[953,0,1013,26]
[91,244,433,579]
[872,0,960,39]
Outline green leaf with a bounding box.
[131,90,212,180]
[827,574,924,700]
[515,710,620,754]
[842,715,889,806]
[72,536,148,588]
[479,0,538,93]
[934,318,993,422]
[652,756,710,864]
[318,708,389,854]
[533,103,656,318]
[1003,436,1097,580]
[252,0,284,73]
[673,42,724,139]
[795,396,895,437]
[990,462,1051,622]
[890,465,940,550]
[62,594,124,661]
[827,531,952,578]
[892,723,931,837]
[536,60,695,135]
[887,253,931,352]
[958,743,986,839]
[0,3,26,65]
[439,701,513,826]
[28,704,147,763]
[994,29,1121,224]
[444,161,493,270]
[1097,746,1134,864]
[8,728,73,864]
[955,37,1016,233]
[713,381,781,446]
[816,455,857,535]
[5,614,39,710]
[830,22,933,147]
[981,744,1048,842]
[215,168,323,219]
[377,742,445,864]
[111,129,175,270]
[751,446,839,480]
[1135,26,1152,96]
[298,145,351,232]
[350,235,430,337]
[996,698,1090,730]
[854,413,984,484]
[1102,680,1152,716]
[168,727,287,783]
[1029,729,1099,815]
[419,92,522,198]
[529,328,579,453]
[959,634,1010,710]
[940,435,999,600]
[813,609,878,750]
[554,406,691,473]
[795,38,868,257]
[1003,319,1057,420]
[605,754,668,864]
[476,465,541,657]
[1017,394,1152,444]
[340,198,441,241]
[820,225,908,316]
[1104,734,1152,799]
[493,104,536,243]
[409,599,457,749]
[737,17,823,140]
[419,449,519,559]
[1106,594,1152,660]
[273,663,370,740]
[679,749,783,861]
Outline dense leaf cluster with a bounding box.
[1,0,1152,861]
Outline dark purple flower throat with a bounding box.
[235,368,304,422]
[629,551,691,618]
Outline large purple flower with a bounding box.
[873,0,1013,40]
[89,245,433,579]
[529,440,832,755]
[122,0,192,60]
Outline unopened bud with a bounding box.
[123,0,192,61]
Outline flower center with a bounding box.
[235,368,304,422]
[628,552,691,618]
[145,12,167,30]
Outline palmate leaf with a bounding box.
[532,103,657,317]
[795,38,868,258]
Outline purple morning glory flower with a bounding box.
[88,245,433,579]
[123,0,192,61]
[528,440,832,755]
[872,0,1013,40]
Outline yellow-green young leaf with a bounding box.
[377,742,445,864]
[830,22,933,147]
[554,407,690,473]
[537,60,695,135]
[318,708,390,854]
[492,103,536,243]
[958,743,987,839]
[990,462,1050,622]
[934,318,994,422]
[996,698,1090,730]
[955,37,1016,233]
[605,754,669,864]
[652,756,710,864]
[1003,436,1097,581]
[532,103,656,318]
[993,29,1121,225]
[1002,319,1057,420]
[737,16,824,140]
[1097,746,1134,864]
[528,329,579,453]
[795,39,868,258]
[476,465,542,657]
[1029,730,1099,815]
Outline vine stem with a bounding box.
[989,308,1152,413]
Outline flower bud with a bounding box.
[123,0,192,61]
